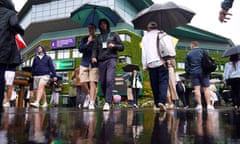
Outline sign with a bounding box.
[53,59,75,70]
[50,37,76,49]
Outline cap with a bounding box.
[147,21,158,28]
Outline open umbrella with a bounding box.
[222,45,240,57]
[132,1,195,30]
[70,3,121,27]
[15,34,27,50]
[122,64,140,72]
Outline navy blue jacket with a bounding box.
[32,46,56,77]
[78,36,97,67]
[185,48,203,75]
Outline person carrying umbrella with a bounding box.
[91,19,124,111]
[223,54,240,110]
[219,0,234,23]
[141,21,169,111]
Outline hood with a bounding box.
[98,18,110,33]
[0,0,16,12]
[37,45,47,55]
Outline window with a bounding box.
[46,51,56,59]
[57,49,70,59]
[57,72,68,84]
[119,34,131,42]
[177,62,185,69]
[72,49,82,58]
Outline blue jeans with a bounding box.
[0,64,6,107]
[148,65,169,106]
[98,58,116,104]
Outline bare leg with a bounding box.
[89,81,97,102]
[203,87,210,105]
[35,84,45,103]
[5,85,13,103]
[194,86,201,105]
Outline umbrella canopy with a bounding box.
[70,3,121,27]
[15,34,27,50]
[222,45,240,57]
[132,1,195,30]
[122,64,140,72]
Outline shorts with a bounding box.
[4,71,15,86]
[79,66,99,82]
[190,74,210,87]
[33,75,50,89]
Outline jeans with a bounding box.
[0,64,6,107]
[98,58,116,104]
[148,65,169,106]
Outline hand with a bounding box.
[219,9,232,23]
[53,77,57,82]
[87,36,93,44]
[143,68,148,72]
[108,43,115,48]
[92,58,97,63]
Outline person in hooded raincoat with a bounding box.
[30,45,57,108]
[0,0,24,108]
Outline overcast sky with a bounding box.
[13,0,240,45]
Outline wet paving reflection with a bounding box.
[1,107,240,143]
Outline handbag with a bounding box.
[136,80,143,89]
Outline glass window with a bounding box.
[46,51,56,59]
[57,49,70,59]
[72,49,82,58]
[119,34,131,42]
[57,72,69,84]
[177,62,185,69]
[119,56,132,64]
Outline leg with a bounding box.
[98,61,107,98]
[0,65,6,107]
[203,87,211,106]
[194,86,201,105]
[105,59,116,104]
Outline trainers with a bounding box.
[41,102,48,108]
[78,104,82,108]
[83,95,90,108]
[3,102,10,108]
[133,104,139,109]
[89,103,95,110]
[207,105,214,110]
[103,103,110,111]
[195,104,203,111]
[153,106,160,111]
[166,104,174,109]
[158,103,166,111]
[30,102,39,108]
[183,105,189,109]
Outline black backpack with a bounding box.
[201,50,217,74]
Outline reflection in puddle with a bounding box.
[0,108,240,143]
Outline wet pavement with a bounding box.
[1,107,240,144]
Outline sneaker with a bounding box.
[30,102,39,108]
[195,104,203,111]
[183,105,189,109]
[153,106,160,111]
[166,104,174,109]
[103,103,110,111]
[83,95,90,108]
[3,102,10,108]
[89,103,95,110]
[158,103,166,111]
[133,104,139,109]
[207,105,214,110]
[41,102,48,108]
[78,104,82,108]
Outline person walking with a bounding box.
[30,45,57,108]
[0,0,24,108]
[223,54,240,110]
[49,78,62,107]
[142,21,169,111]
[91,19,124,111]
[79,24,99,110]
[129,69,142,108]
[185,41,214,111]
[219,0,234,23]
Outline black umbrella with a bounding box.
[122,64,140,72]
[222,45,240,57]
[132,1,195,30]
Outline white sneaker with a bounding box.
[195,105,203,111]
[89,103,95,110]
[103,103,110,111]
[166,104,174,109]
[158,103,166,111]
[133,104,139,109]
[3,102,10,107]
[78,104,82,108]
[30,102,39,108]
[207,105,215,110]
[41,102,48,108]
[83,95,90,108]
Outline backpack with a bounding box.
[201,50,217,74]
[176,81,185,93]
[156,32,176,60]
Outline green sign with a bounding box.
[53,59,75,70]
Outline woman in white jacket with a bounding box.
[223,54,240,110]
